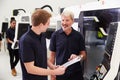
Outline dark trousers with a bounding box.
[56,71,84,80]
[8,49,19,69]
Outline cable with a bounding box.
[40,5,53,12]
[13,9,26,16]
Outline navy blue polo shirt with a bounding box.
[6,27,15,50]
[19,29,47,80]
[50,28,85,73]
[0,33,2,41]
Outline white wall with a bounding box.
[0,0,96,31]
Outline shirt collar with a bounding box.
[29,29,42,39]
[59,27,75,35]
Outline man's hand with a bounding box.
[53,66,66,75]
[68,54,78,61]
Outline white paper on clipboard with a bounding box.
[62,56,82,68]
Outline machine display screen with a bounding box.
[17,23,30,40]
[2,22,8,32]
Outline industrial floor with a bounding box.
[0,40,105,80]
[0,50,22,80]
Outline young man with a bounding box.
[6,17,19,76]
[19,9,65,80]
[48,10,86,80]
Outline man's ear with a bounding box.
[39,23,43,27]
[72,20,74,24]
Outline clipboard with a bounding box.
[62,56,83,68]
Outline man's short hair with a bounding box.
[61,10,74,20]
[31,9,52,26]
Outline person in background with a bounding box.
[48,10,86,80]
[6,17,19,76]
[19,9,66,80]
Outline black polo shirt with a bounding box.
[6,27,15,50]
[19,29,47,80]
[0,33,2,41]
[50,28,85,74]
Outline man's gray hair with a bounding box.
[61,10,74,20]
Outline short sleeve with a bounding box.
[19,37,34,62]
[0,33,2,41]
[6,29,10,38]
[79,34,86,51]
